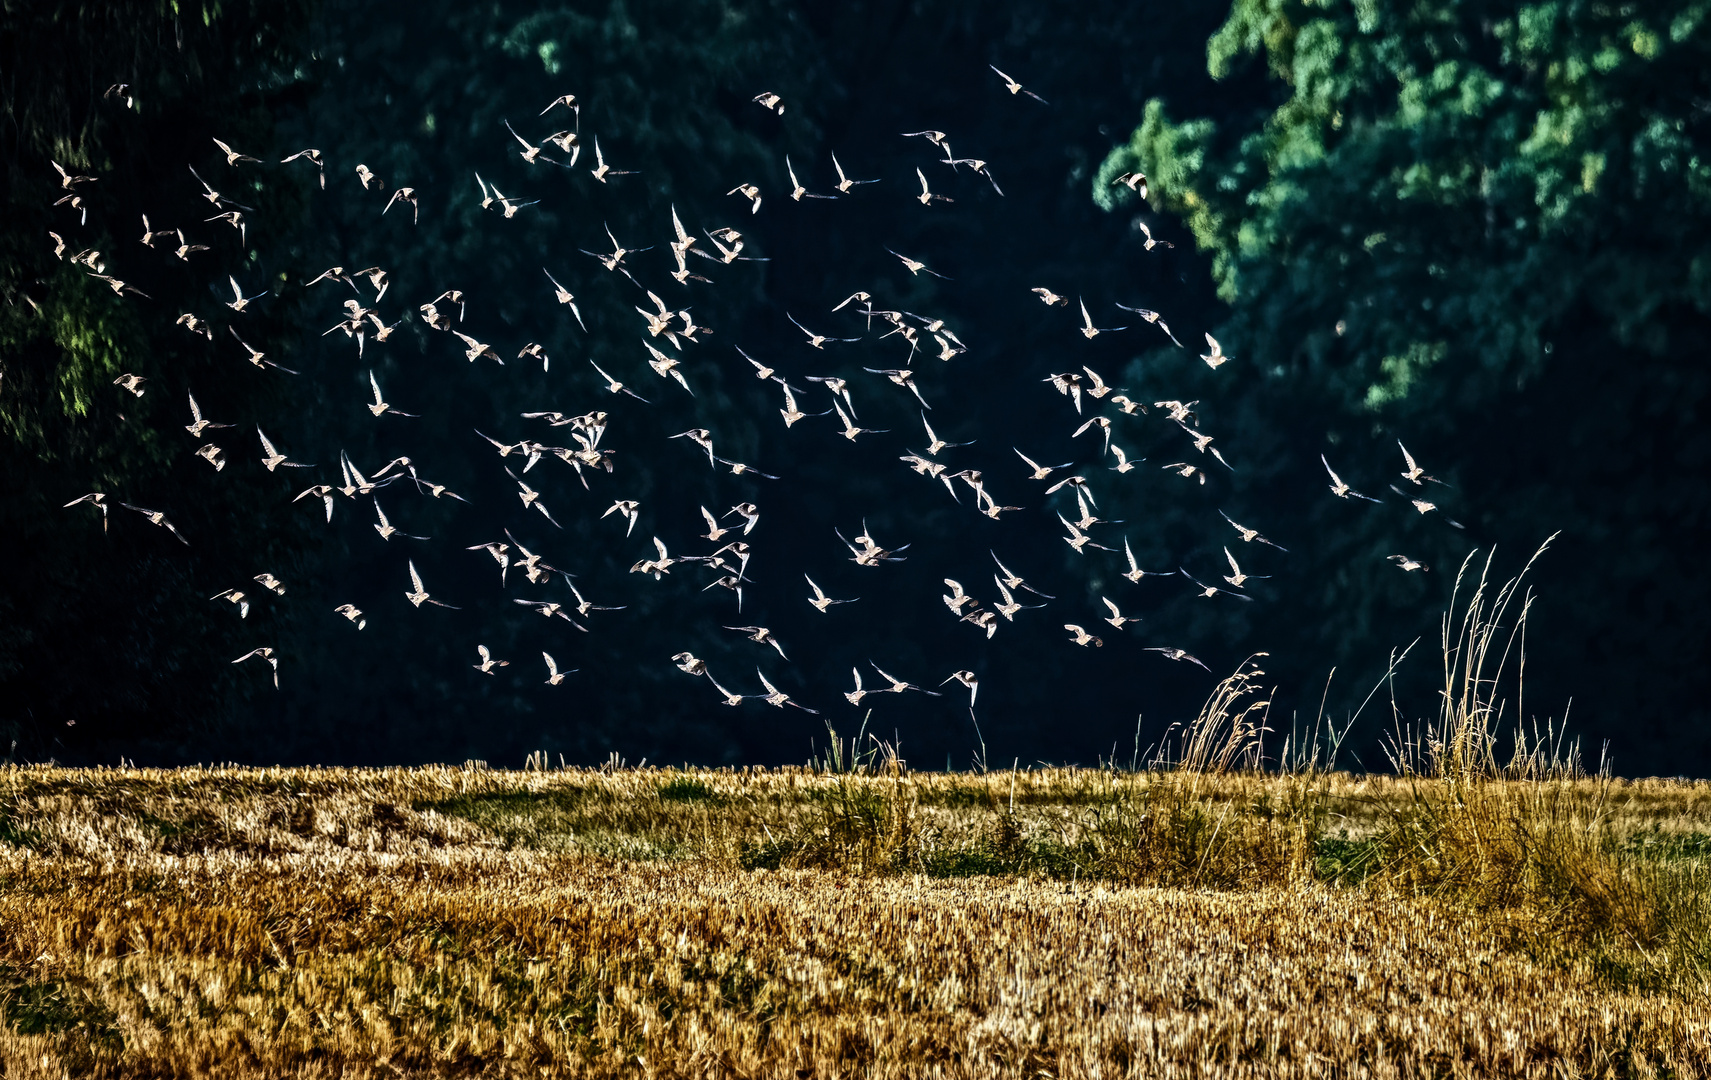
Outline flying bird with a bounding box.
[1115,303,1184,347]
[1200,333,1231,369]
[543,652,574,685]
[231,647,278,688]
[1146,647,1210,672]
[1220,510,1288,551]
[1397,441,1444,486]
[832,152,878,193]
[887,248,949,279]
[989,64,1048,103]
[1064,624,1103,647]
[805,574,856,613]
[119,502,188,543]
[1321,454,1383,503]
[404,560,458,608]
[1111,172,1148,199]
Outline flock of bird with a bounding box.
[49,68,1466,738]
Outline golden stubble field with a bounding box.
[1,761,1709,1078]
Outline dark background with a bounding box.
[3,0,1706,776]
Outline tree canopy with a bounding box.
[1099,0,1711,772]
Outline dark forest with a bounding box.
[3,0,1707,777]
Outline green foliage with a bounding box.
[1104,0,1710,410]
[1098,0,1711,770]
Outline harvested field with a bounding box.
[1,762,1708,1077]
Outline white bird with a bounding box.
[1390,554,1429,572]
[1222,546,1270,588]
[915,167,952,206]
[543,268,587,331]
[589,358,650,401]
[886,248,949,279]
[920,413,972,455]
[543,652,574,685]
[257,428,312,471]
[1135,220,1174,250]
[671,427,717,467]
[1180,568,1253,602]
[644,340,694,395]
[1064,624,1103,647]
[1078,298,1124,339]
[1115,303,1184,347]
[1015,448,1072,481]
[231,647,278,688]
[184,392,232,437]
[382,186,419,223]
[1397,441,1444,486]
[992,551,1055,599]
[1220,510,1288,551]
[789,313,859,349]
[226,275,267,312]
[118,502,188,544]
[870,662,940,696]
[473,645,509,674]
[755,669,817,713]
[294,485,335,523]
[726,502,761,535]
[602,499,641,536]
[991,577,1044,621]
[367,370,417,417]
[1111,171,1148,198]
[726,625,788,660]
[832,152,878,193]
[1322,454,1383,503]
[1146,647,1211,672]
[707,673,749,707]
[540,93,579,117]
[588,138,636,183]
[727,182,762,214]
[989,64,1048,103]
[1389,485,1465,528]
[334,604,366,629]
[941,670,979,709]
[786,155,834,201]
[1200,333,1231,369]
[844,667,870,706]
[372,499,428,541]
[1100,597,1139,629]
[1121,537,1164,584]
[805,574,856,613]
[404,560,458,608]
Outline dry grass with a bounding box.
[0,761,1708,1078]
[3,546,1707,1076]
